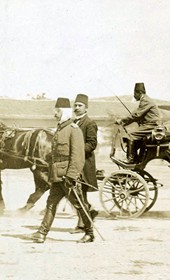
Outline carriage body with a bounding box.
[99,125,170,219]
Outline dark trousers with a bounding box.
[46,182,92,230]
[81,183,91,209]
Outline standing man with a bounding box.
[70,93,98,234]
[32,97,94,243]
[116,83,161,163]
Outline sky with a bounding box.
[0,0,170,101]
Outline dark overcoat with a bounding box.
[77,115,98,191]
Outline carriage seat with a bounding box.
[145,126,170,144]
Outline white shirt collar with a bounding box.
[74,112,87,121]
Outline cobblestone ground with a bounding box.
[0,161,170,280]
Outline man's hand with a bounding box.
[115,118,122,125]
[63,176,74,188]
[46,152,52,162]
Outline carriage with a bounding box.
[99,124,170,219]
[0,123,170,219]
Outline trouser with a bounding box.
[127,124,159,161]
[130,124,159,141]
[76,182,96,228]
[76,188,89,228]
[127,140,138,162]
[81,185,91,208]
[38,181,93,236]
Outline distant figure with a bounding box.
[116,83,161,163]
[70,93,98,234]
[0,121,7,130]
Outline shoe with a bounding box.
[32,231,46,243]
[122,157,135,164]
[17,203,34,213]
[70,226,85,234]
[126,158,135,164]
[96,169,105,180]
[70,211,98,234]
[77,233,94,243]
[90,209,98,221]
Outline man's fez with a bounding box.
[55,98,71,108]
[134,83,146,93]
[75,94,88,107]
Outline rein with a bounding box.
[0,128,51,169]
[110,126,128,156]
[0,149,49,168]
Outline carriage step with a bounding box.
[148,183,163,190]
[156,182,164,188]
[110,156,137,170]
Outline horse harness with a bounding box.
[0,128,16,149]
[0,128,53,168]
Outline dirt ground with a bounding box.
[0,159,170,280]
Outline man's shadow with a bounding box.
[1,225,80,243]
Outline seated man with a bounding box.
[116,83,162,163]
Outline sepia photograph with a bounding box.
[0,1,170,279]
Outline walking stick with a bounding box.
[72,184,105,241]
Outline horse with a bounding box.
[0,125,54,214]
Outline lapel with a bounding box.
[77,115,87,127]
[57,119,72,131]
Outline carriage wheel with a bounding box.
[137,170,158,212]
[99,170,149,219]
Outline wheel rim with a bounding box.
[138,170,158,212]
[99,170,149,219]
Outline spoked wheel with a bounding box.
[137,170,158,212]
[99,170,149,219]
